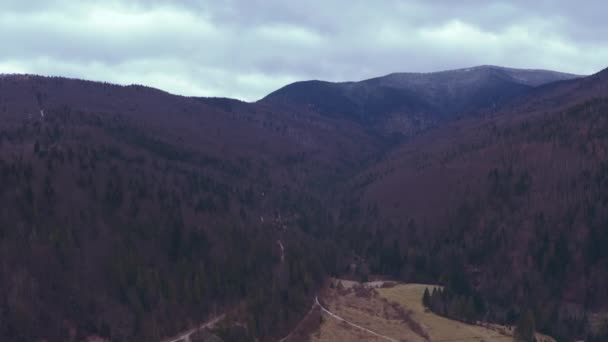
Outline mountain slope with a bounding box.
[347,67,608,340]
[0,75,384,341]
[0,66,604,342]
[261,66,582,135]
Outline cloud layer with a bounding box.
[1,0,606,101]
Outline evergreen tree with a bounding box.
[423,287,431,307]
[514,309,536,342]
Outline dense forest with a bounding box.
[349,71,608,341]
[0,106,330,341]
[0,77,378,341]
[0,68,607,341]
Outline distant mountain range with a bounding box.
[0,65,606,342]
[261,66,582,134]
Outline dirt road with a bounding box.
[315,296,399,342]
[165,314,225,342]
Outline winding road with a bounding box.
[314,296,399,342]
[279,296,399,342]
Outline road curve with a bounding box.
[165,314,225,342]
[277,298,317,342]
[315,296,399,342]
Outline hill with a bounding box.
[0,75,384,341]
[0,66,606,341]
[346,67,608,341]
[261,66,582,135]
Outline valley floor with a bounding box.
[289,279,555,342]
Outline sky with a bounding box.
[1,0,607,101]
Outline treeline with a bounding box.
[422,287,484,324]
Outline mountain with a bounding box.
[261,66,582,135]
[0,66,606,342]
[0,75,384,341]
[347,66,608,340]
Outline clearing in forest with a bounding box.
[306,279,555,342]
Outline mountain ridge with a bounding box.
[260,65,584,135]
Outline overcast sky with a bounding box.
[1,0,607,101]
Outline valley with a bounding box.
[0,66,607,341]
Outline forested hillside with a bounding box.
[350,68,608,341]
[261,66,581,136]
[0,75,383,341]
[0,67,606,341]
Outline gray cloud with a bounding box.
[0,0,606,101]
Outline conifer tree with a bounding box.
[514,309,536,342]
[423,287,431,307]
